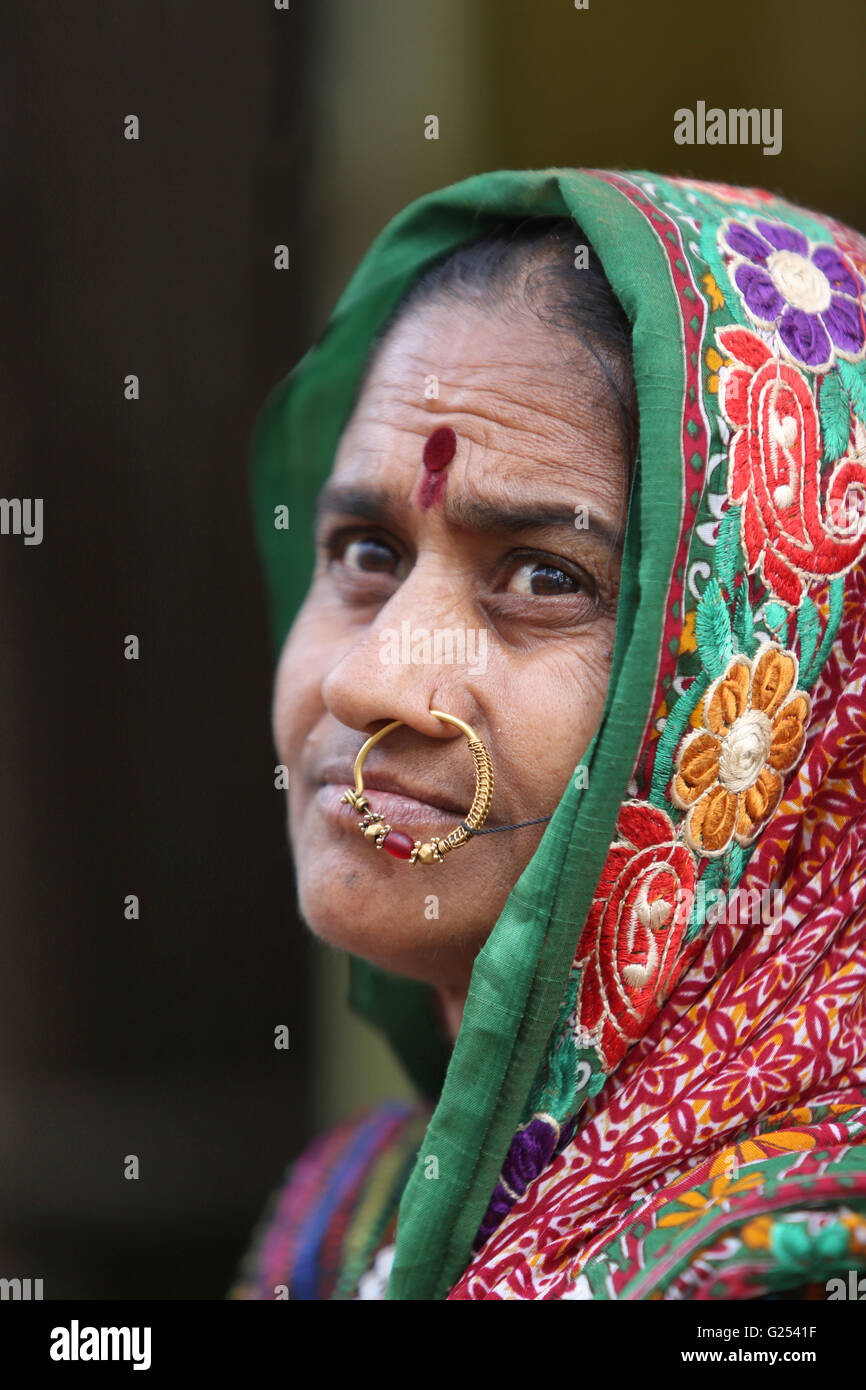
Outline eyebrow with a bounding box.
[314,482,624,551]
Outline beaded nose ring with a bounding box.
[340,711,494,864]
[341,711,554,865]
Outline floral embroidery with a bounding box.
[573,802,698,1068]
[824,218,866,283]
[719,217,866,371]
[670,645,811,858]
[717,325,866,608]
[472,1113,573,1253]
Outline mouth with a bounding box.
[312,763,487,830]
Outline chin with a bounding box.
[293,856,482,990]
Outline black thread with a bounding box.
[463,815,552,835]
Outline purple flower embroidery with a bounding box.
[473,1113,577,1251]
[719,218,866,372]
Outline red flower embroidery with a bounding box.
[716,325,866,608]
[574,802,698,1071]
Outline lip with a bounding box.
[316,782,469,831]
[312,759,489,831]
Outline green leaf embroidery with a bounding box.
[649,670,711,809]
[726,842,746,886]
[687,859,724,941]
[819,370,851,463]
[763,600,789,643]
[796,595,820,673]
[695,578,734,678]
[801,576,846,690]
[838,359,866,428]
[732,581,756,656]
[715,505,743,589]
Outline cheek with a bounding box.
[271,607,329,760]
[509,636,614,793]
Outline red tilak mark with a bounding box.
[423,426,457,470]
[418,425,457,509]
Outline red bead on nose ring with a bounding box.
[340,711,494,864]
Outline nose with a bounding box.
[320,563,484,742]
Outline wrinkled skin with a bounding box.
[272,296,630,1037]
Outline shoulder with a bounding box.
[227,1100,430,1301]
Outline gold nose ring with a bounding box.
[340,710,494,864]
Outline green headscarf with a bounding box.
[251,168,866,1299]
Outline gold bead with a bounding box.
[363,822,382,842]
[417,843,436,864]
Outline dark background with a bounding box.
[1,0,863,1300]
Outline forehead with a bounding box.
[331,297,628,509]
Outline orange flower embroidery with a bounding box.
[671,643,812,857]
[658,1171,765,1229]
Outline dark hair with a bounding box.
[357,215,638,471]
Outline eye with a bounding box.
[326,531,410,582]
[505,558,583,596]
[342,536,398,573]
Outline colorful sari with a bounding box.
[230,169,866,1300]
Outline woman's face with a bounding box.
[272,296,630,996]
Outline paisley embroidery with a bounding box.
[716,325,866,608]
[573,802,698,1067]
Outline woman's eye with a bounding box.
[332,534,408,580]
[506,560,582,596]
[324,533,595,607]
